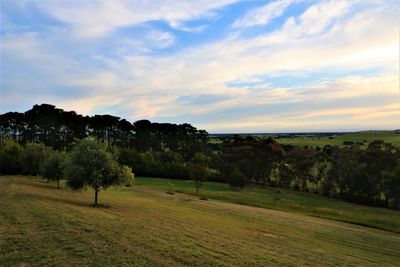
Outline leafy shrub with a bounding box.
[41,150,66,188]
[0,140,23,174]
[20,143,52,175]
[228,168,246,188]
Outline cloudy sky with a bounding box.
[1,0,399,133]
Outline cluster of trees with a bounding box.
[209,136,400,209]
[1,104,399,209]
[0,138,134,205]
[0,104,208,159]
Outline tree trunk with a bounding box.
[94,188,99,206]
[57,179,60,189]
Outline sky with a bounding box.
[0,0,399,133]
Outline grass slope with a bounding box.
[136,177,400,233]
[1,175,400,266]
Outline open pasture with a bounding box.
[1,175,400,266]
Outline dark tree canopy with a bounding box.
[1,104,208,160]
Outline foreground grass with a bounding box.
[1,176,400,266]
[137,177,400,234]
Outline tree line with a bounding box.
[1,104,399,209]
[213,136,400,209]
[0,104,208,159]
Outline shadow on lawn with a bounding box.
[18,191,94,207]
[17,177,60,190]
[17,185,111,209]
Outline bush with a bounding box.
[228,168,246,188]
[0,140,23,174]
[277,163,293,188]
[343,141,354,146]
[120,165,135,186]
[40,150,66,188]
[20,143,52,175]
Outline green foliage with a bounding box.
[287,148,316,192]
[189,153,210,193]
[383,163,400,209]
[277,163,294,188]
[0,139,22,174]
[19,143,52,175]
[118,147,193,180]
[188,163,208,194]
[64,138,122,205]
[119,165,135,187]
[220,136,284,184]
[228,168,246,188]
[40,151,66,188]
[1,104,399,210]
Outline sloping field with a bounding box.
[1,176,400,266]
[136,177,400,233]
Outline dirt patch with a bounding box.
[253,230,280,238]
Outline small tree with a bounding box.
[189,163,208,194]
[228,168,246,188]
[19,143,52,175]
[277,163,294,188]
[189,153,210,194]
[64,138,123,206]
[0,139,23,174]
[120,165,135,187]
[41,151,65,189]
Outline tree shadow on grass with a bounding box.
[18,191,111,209]
[18,178,60,190]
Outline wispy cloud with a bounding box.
[1,0,398,132]
[38,0,239,38]
[233,0,294,28]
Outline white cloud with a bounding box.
[233,0,295,28]
[38,0,239,38]
[146,30,175,49]
[297,0,349,35]
[2,0,399,131]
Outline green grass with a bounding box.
[136,177,400,233]
[276,131,400,147]
[1,175,400,266]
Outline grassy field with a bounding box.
[1,176,400,266]
[276,132,400,147]
[136,177,400,233]
[210,132,400,147]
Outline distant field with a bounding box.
[1,176,400,266]
[276,132,400,147]
[209,132,400,147]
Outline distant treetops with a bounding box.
[0,104,208,159]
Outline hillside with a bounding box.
[1,176,400,266]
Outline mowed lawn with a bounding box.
[1,176,400,266]
[137,177,400,233]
